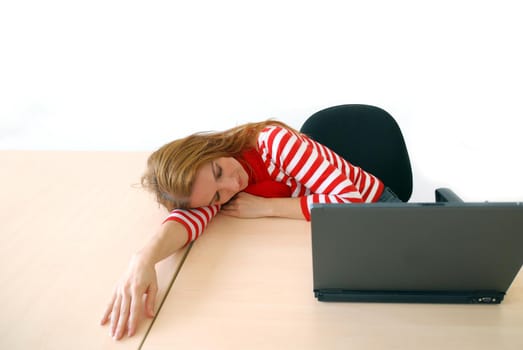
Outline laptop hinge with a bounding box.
[314,289,505,304]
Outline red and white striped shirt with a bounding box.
[164,125,384,245]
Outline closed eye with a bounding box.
[214,163,222,179]
[210,162,222,205]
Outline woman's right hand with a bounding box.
[100,254,158,340]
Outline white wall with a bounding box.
[1,0,522,202]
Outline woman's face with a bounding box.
[189,157,249,208]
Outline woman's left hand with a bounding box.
[220,192,272,218]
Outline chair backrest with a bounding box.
[300,104,412,202]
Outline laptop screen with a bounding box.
[310,202,523,303]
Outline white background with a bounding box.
[1,0,521,202]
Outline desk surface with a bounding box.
[0,151,187,350]
[2,151,522,350]
[142,215,523,350]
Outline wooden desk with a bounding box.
[142,215,523,350]
[0,151,188,350]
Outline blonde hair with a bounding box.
[141,120,295,211]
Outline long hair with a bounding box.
[141,120,295,211]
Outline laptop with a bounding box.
[311,202,523,304]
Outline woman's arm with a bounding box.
[100,220,187,340]
[258,126,383,219]
[221,192,305,219]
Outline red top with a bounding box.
[164,125,384,246]
[239,147,292,198]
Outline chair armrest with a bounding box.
[435,188,463,203]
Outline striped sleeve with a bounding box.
[163,205,220,246]
[259,126,383,220]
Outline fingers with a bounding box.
[127,279,158,337]
[103,289,141,340]
[220,204,240,217]
[219,209,235,217]
[127,293,143,337]
[145,282,158,318]
[114,291,132,340]
[103,286,153,339]
[101,262,159,340]
[100,293,116,325]
[220,200,238,214]
[110,294,122,338]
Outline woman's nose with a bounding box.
[219,177,240,201]
[223,176,239,192]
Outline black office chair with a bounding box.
[300,104,461,202]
